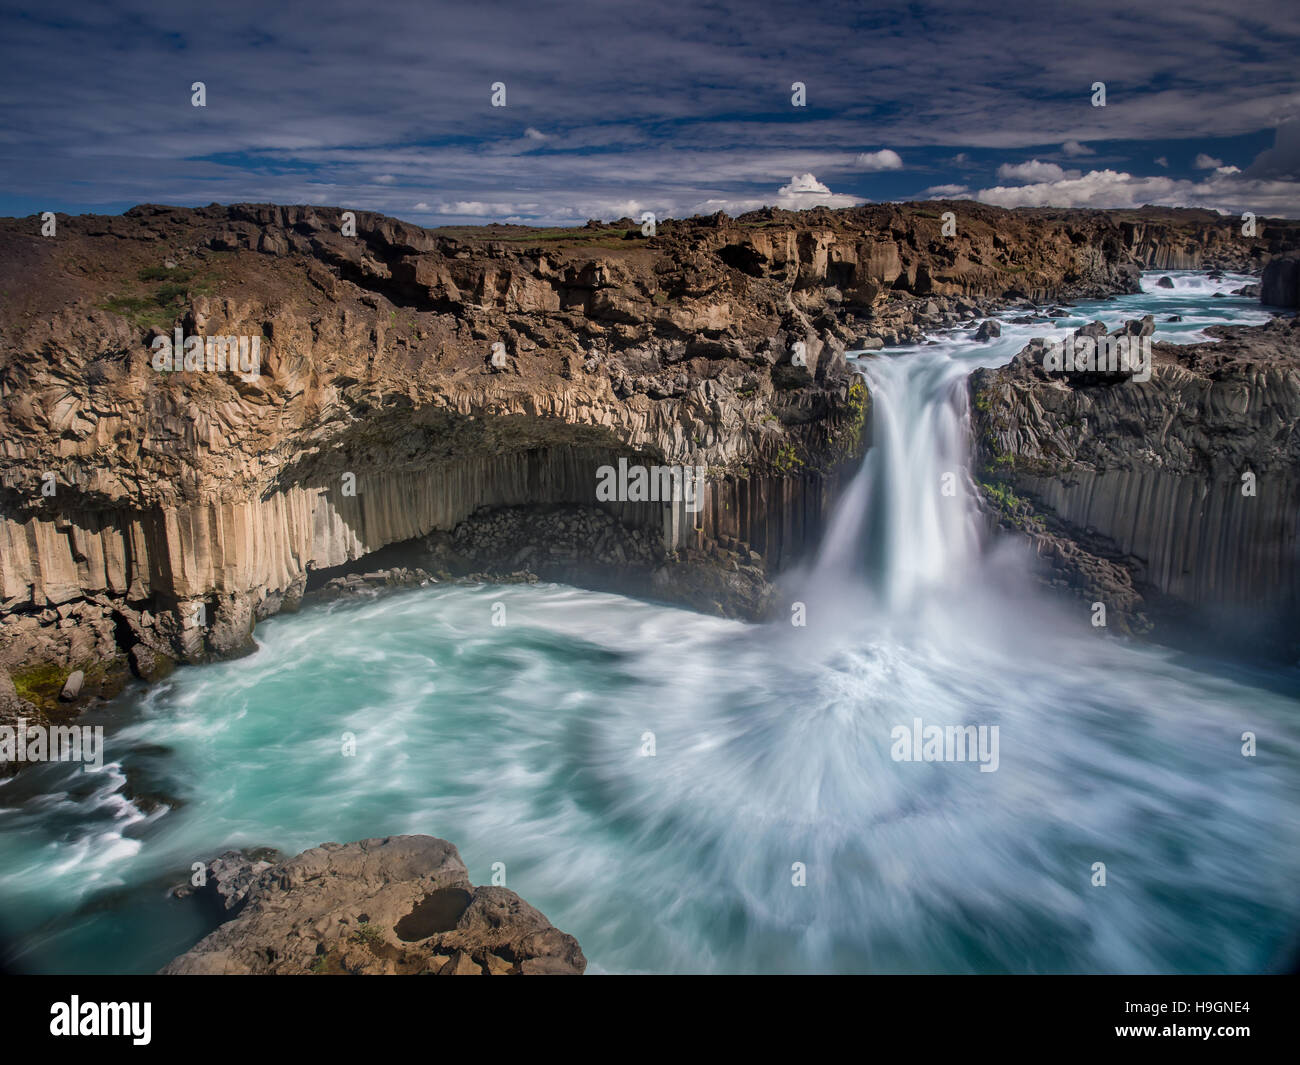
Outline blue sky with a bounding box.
[1,0,1298,225]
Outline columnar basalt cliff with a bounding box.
[1,201,1296,728]
[971,316,1300,658]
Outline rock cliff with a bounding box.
[1,201,1295,729]
[971,315,1300,658]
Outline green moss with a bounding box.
[350,922,383,945]
[11,661,67,706]
[816,377,870,470]
[772,442,804,475]
[11,657,128,713]
[979,480,1046,532]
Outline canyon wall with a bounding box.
[971,316,1300,657]
[1,200,1296,712]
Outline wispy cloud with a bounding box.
[0,0,1297,223]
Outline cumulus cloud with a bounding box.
[1194,153,1224,169]
[524,127,549,141]
[684,173,864,217]
[855,149,903,171]
[774,173,863,208]
[995,159,1079,183]
[1061,140,1094,157]
[973,167,1299,213]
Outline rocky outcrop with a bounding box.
[1,201,1293,703]
[1263,255,1300,307]
[162,835,586,975]
[971,315,1300,656]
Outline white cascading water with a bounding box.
[815,350,982,607]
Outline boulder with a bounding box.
[974,319,1001,341]
[173,848,282,914]
[129,643,174,683]
[1118,314,1156,337]
[58,669,84,701]
[161,835,586,975]
[1261,256,1300,307]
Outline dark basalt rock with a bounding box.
[970,315,1300,658]
[1262,255,1300,307]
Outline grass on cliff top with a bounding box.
[437,225,640,250]
[99,264,218,331]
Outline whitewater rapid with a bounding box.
[1,271,1297,974]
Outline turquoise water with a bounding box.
[2,272,1297,974]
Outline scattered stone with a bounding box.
[58,669,84,701]
[129,643,174,683]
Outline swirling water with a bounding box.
[2,272,1297,974]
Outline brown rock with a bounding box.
[161,835,586,976]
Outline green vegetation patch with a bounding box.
[11,661,68,707]
[99,264,216,330]
[772,441,804,476]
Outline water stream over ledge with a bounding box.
[2,272,1298,974]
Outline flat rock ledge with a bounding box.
[161,834,586,975]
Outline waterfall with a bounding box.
[815,349,983,608]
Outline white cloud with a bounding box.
[923,183,971,197]
[1154,156,1169,168]
[412,201,431,211]
[855,149,903,171]
[995,160,1079,183]
[524,127,549,141]
[973,167,1300,213]
[773,173,863,208]
[683,173,864,217]
[436,200,541,216]
[1061,140,1094,157]
[1215,165,1241,175]
[1193,153,1224,169]
[373,174,397,184]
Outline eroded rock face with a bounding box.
[971,315,1300,656]
[0,201,1293,702]
[161,835,586,975]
